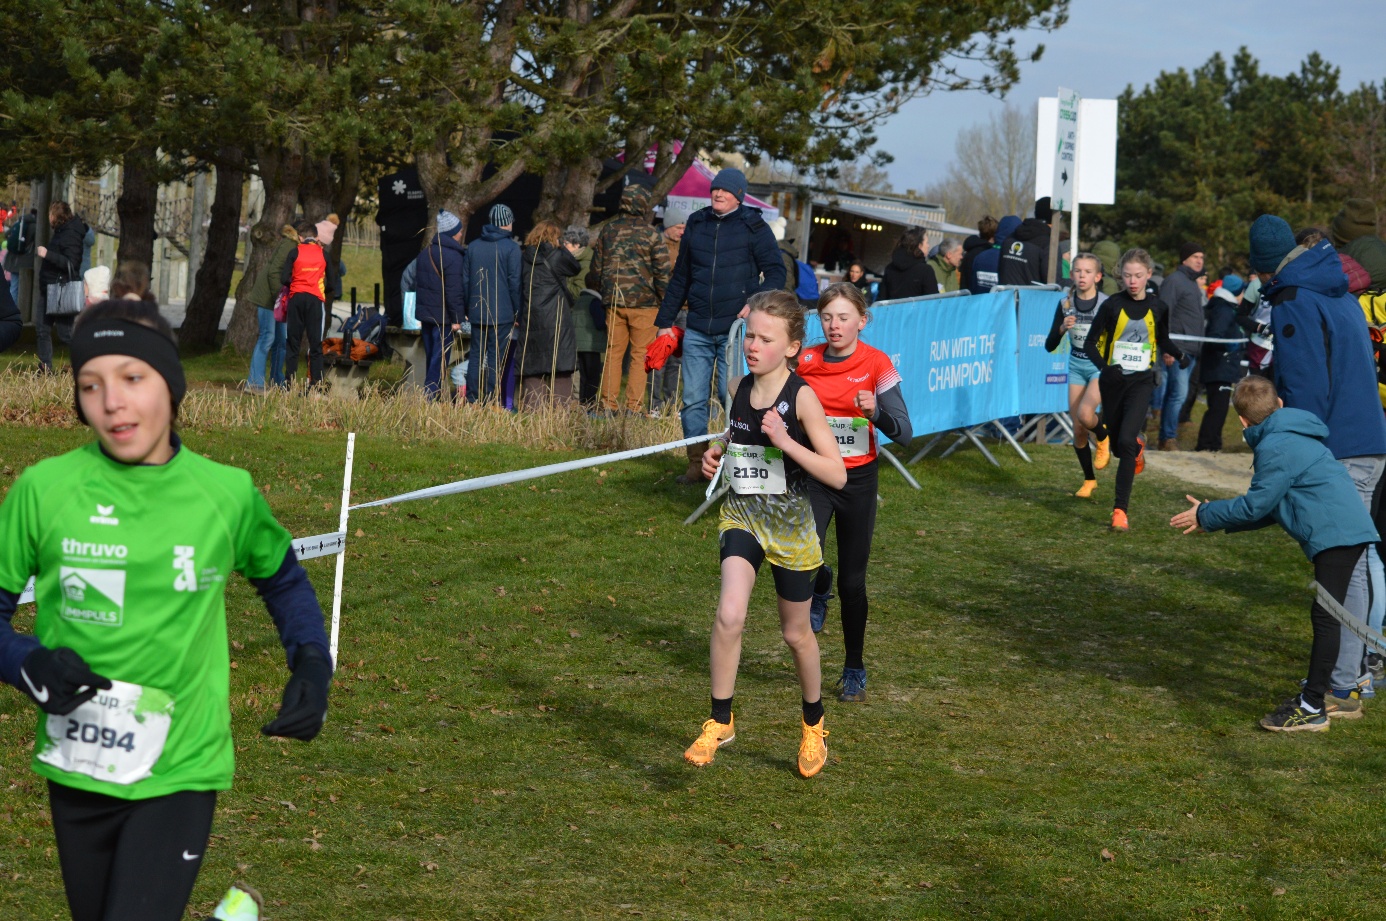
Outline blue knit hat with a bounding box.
[489,203,514,227]
[1220,273,1245,295]
[437,210,461,235]
[710,168,748,202]
[1248,215,1295,273]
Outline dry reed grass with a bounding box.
[0,367,695,453]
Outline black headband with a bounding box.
[70,319,187,405]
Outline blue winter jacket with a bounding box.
[1267,239,1386,460]
[413,233,466,327]
[969,215,1021,295]
[1197,408,1379,560]
[462,224,522,327]
[657,205,786,336]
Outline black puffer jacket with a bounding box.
[40,218,87,286]
[878,246,938,301]
[516,242,581,376]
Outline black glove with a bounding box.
[261,645,332,741]
[18,647,112,716]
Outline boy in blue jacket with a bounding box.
[1171,375,1379,732]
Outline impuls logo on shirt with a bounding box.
[89,504,119,526]
[58,566,126,627]
[173,546,199,592]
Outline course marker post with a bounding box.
[329,433,357,666]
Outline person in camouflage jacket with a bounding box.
[588,182,671,412]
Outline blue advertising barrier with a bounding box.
[1015,288,1071,415]
[805,289,1019,436]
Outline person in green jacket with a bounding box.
[927,239,962,292]
[246,224,300,392]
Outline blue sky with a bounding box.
[874,0,1386,196]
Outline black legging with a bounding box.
[49,781,217,921]
[1196,381,1234,451]
[1098,368,1155,512]
[808,460,878,669]
[1305,545,1366,709]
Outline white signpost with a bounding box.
[1035,95,1119,261]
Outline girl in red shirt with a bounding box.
[796,282,913,702]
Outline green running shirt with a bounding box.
[0,442,292,799]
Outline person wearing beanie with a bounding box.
[315,213,340,247]
[998,198,1052,286]
[959,215,998,293]
[1330,198,1386,289]
[1156,242,1207,450]
[1195,273,1246,452]
[489,203,515,230]
[246,224,300,393]
[462,203,523,404]
[412,210,467,401]
[656,162,786,483]
[280,219,342,389]
[0,297,332,921]
[1255,214,1386,702]
[83,265,111,305]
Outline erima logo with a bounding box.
[92,330,125,338]
[800,353,814,363]
[776,401,790,416]
[62,538,128,559]
[89,504,119,526]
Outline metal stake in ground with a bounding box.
[330,433,356,665]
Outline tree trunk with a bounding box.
[227,142,305,353]
[181,150,244,351]
[116,147,158,267]
[537,156,603,229]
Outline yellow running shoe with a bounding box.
[1075,479,1098,498]
[798,717,829,778]
[213,883,263,921]
[1093,436,1111,470]
[684,716,735,766]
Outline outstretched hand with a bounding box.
[1169,495,1204,534]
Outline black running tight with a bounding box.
[48,781,217,921]
[808,460,878,669]
[1098,368,1154,512]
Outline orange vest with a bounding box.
[288,243,328,300]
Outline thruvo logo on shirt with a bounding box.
[58,538,129,627]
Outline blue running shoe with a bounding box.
[809,565,833,634]
[836,666,867,703]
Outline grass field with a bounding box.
[1,394,1384,919]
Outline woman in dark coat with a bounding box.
[877,226,938,302]
[34,200,87,371]
[516,221,583,409]
[1195,275,1248,452]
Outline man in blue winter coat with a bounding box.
[655,168,787,484]
[462,204,523,404]
[1250,214,1386,699]
[413,210,466,401]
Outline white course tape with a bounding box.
[1311,580,1386,657]
[15,530,347,608]
[1169,334,1249,344]
[350,432,719,509]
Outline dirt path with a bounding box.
[1143,449,1254,497]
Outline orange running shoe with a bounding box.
[798,717,829,778]
[1075,479,1098,498]
[1110,508,1130,531]
[1134,434,1146,475]
[684,716,735,766]
[1093,436,1111,470]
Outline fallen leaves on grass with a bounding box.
[1100,848,1115,862]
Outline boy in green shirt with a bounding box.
[0,297,332,921]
